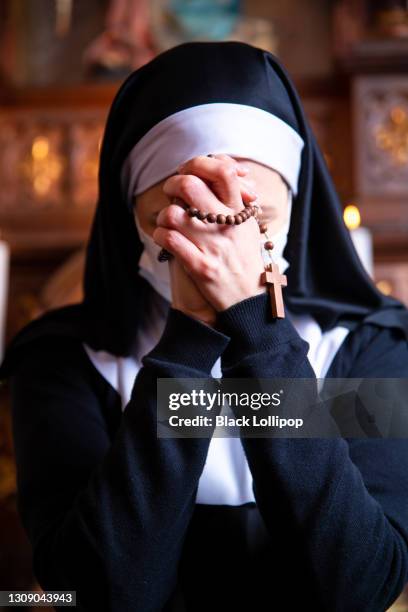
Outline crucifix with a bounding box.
[261,262,287,318]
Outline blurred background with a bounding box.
[0,0,407,609]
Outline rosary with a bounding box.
[157,177,287,318]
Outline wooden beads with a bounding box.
[158,248,172,261]
[181,203,259,226]
[264,241,274,251]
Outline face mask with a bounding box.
[134,190,292,303]
[134,212,172,303]
[260,189,292,273]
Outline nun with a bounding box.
[1,41,408,611]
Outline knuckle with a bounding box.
[162,174,178,194]
[165,204,182,226]
[218,164,236,182]
[178,175,200,200]
[152,226,162,244]
[163,229,179,251]
[199,259,217,282]
[208,241,223,259]
[189,155,206,171]
[158,206,174,228]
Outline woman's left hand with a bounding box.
[153,154,266,312]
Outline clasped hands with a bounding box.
[153,154,266,327]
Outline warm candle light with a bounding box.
[23,135,64,199]
[376,279,393,295]
[344,204,361,230]
[344,203,373,277]
[32,137,50,160]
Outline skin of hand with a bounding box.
[134,154,289,322]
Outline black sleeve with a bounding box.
[10,309,230,612]
[216,293,408,611]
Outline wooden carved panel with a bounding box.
[352,75,408,250]
[0,108,105,214]
[0,106,107,260]
[354,75,408,197]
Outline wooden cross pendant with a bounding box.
[261,263,287,318]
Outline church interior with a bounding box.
[0,0,407,608]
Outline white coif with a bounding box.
[121,103,304,203]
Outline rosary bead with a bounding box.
[217,214,226,224]
[264,241,274,251]
[197,210,207,220]
[158,248,172,261]
[259,223,268,233]
[234,214,243,224]
[226,215,235,225]
[240,209,248,220]
[207,213,217,223]
[188,207,199,217]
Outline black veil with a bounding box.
[1,41,407,380]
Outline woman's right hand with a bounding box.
[163,157,256,326]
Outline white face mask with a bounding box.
[260,189,292,274]
[134,213,172,303]
[134,190,292,303]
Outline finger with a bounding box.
[156,203,186,228]
[161,177,260,241]
[239,177,259,204]
[156,201,230,250]
[167,175,258,208]
[178,153,248,176]
[208,155,258,203]
[156,204,217,252]
[156,204,207,241]
[162,174,232,216]
[176,155,246,211]
[153,226,206,276]
[208,155,259,199]
[209,153,250,176]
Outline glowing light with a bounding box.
[31,137,50,160]
[33,176,51,195]
[376,280,393,296]
[343,204,361,230]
